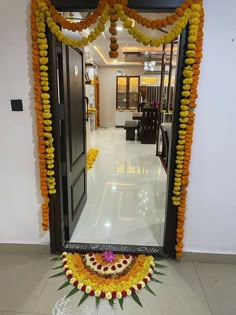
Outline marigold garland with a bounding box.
[172,2,204,258]
[31,0,56,231]
[50,252,166,309]
[31,0,204,260]
[116,4,192,47]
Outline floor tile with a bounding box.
[0,254,51,313]
[195,263,236,315]
[0,312,50,315]
[169,261,211,309]
[71,128,167,247]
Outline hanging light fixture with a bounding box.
[144,60,156,71]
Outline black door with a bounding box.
[56,43,87,240]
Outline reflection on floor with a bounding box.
[71,128,167,246]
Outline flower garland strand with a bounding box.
[124,1,194,30]
[172,2,204,258]
[31,0,56,230]
[35,0,202,54]
[109,4,119,58]
[49,0,108,32]
[45,2,110,49]
[116,4,192,47]
[50,252,167,309]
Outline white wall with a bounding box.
[1,0,236,254]
[0,0,49,244]
[184,0,236,254]
[98,66,143,127]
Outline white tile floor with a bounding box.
[71,128,167,246]
[1,253,236,315]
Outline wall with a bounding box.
[98,66,144,127]
[0,0,49,244]
[184,0,236,254]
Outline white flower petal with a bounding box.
[95,290,101,297]
[106,292,112,300]
[77,283,84,290]
[85,286,92,294]
[116,292,122,299]
[70,278,76,284]
[127,289,132,296]
[66,270,72,276]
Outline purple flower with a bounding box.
[103,251,116,263]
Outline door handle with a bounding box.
[84,96,89,122]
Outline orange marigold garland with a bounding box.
[173,2,204,258]
[31,0,56,231]
[109,4,119,58]
[48,0,107,32]
[124,0,200,30]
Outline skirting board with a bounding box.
[0,243,50,255]
[182,252,236,264]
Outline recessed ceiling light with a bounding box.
[112,59,118,62]
[116,26,123,31]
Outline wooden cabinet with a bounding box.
[116,76,140,110]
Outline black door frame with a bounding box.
[48,0,187,258]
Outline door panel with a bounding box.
[68,49,85,166]
[60,44,87,239]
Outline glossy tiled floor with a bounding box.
[1,253,236,315]
[71,128,167,246]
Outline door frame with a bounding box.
[49,0,186,258]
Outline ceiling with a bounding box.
[63,12,179,67]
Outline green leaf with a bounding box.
[66,287,79,298]
[131,292,142,308]
[109,298,114,307]
[155,263,167,268]
[151,278,163,284]
[145,284,156,296]
[58,280,71,291]
[49,271,65,278]
[119,297,124,310]
[78,293,89,307]
[96,296,100,307]
[153,271,166,276]
[51,257,61,262]
[52,265,64,270]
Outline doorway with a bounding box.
[49,0,186,257]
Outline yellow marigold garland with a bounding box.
[116,4,192,47]
[49,0,108,32]
[172,2,204,258]
[124,0,196,30]
[45,4,110,48]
